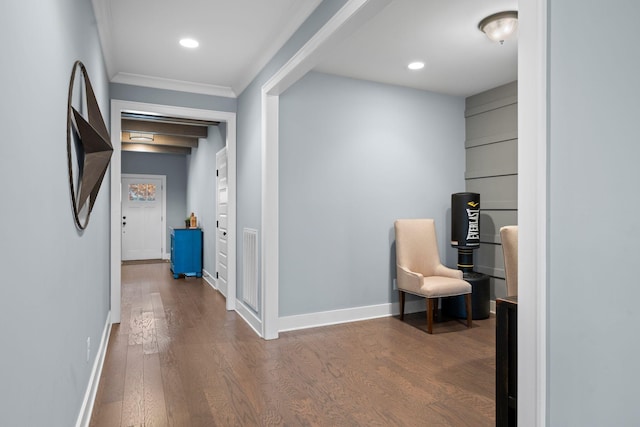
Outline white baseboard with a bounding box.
[490,299,496,314]
[163,252,170,260]
[202,269,217,290]
[75,311,112,427]
[235,300,263,337]
[217,277,228,299]
[278,299,425,333]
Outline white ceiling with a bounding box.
[94,0,517,99]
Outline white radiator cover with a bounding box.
[242,228,259,311]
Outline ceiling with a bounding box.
[94,0,517,99]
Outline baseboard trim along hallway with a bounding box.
[76,311,111,427]
[279,299,427,333]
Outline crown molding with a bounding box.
[233,0,322,95]
[111,72,237,98]
[91,0,115,78]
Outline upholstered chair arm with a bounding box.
[433,264,463,280]
[397,265,423,294]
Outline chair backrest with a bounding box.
[394,219,443,277]
[500,225,518,297]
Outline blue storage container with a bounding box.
[170,228,203,279]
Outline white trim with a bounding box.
[261,0,393,340]
[262,0,392,96]
[235,300,263,337]
[202,268,217,290]
[279,299,426,333]
[111,100,237,322]
[261,94,279,340]
[233,0,323,95]
[111,72,236,98]
[490,299,496,315]
[121,173,167,261]
[518,0,548,425]
[75,311,111,427]
[90,0,115,79]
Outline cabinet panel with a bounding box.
[170,228,203,279]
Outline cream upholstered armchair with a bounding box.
[500,225,518,297]
[394,219,472,334]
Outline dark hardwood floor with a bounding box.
[90,262,496,426]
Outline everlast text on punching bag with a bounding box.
[451,192,480,253]
[446,192,490,319]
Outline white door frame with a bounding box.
[260,0,548,424]
[110,100,237,322]
[121,173,167,260]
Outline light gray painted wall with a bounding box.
[0,1,110,425]
[186,125,226,275]
[279,71,465,316]
[548,1,640,424]
[121,151,188,252]
[110,83,237,113]
[236,0,349,313]
[464,81,517,300]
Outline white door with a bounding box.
[216,148,229,296]
[121,175,164,261]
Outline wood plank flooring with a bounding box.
[90,262,496,426]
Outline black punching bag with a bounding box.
[445,192,490,320]
[451,192,480,272]
[451,192,480,249]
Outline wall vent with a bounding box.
[242,228,259,311]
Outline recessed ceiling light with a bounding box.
[179,38,199,48]
[408,61,425,70]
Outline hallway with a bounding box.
[90,262,496,426]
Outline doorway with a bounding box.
[110,100,237,323]
[259,0,547,423]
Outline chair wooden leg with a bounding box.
[427,298,434,334]
[465,293,473,329]
[399,290,405,320]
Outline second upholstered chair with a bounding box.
[394,219,473,334]
[500,225,518,297]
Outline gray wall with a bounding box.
[464,81,517,300]
[186,125,226,274]
[121,151,188,252]
[236,0,349,313]
[279,71,465,316]
[0,0,110,425]
[547,1,640,424]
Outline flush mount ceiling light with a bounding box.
[129,132,154,142]
[478,11,518,44]
[179,38,199,48]
[408,61,425,70]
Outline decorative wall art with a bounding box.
[66,60,113,230]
